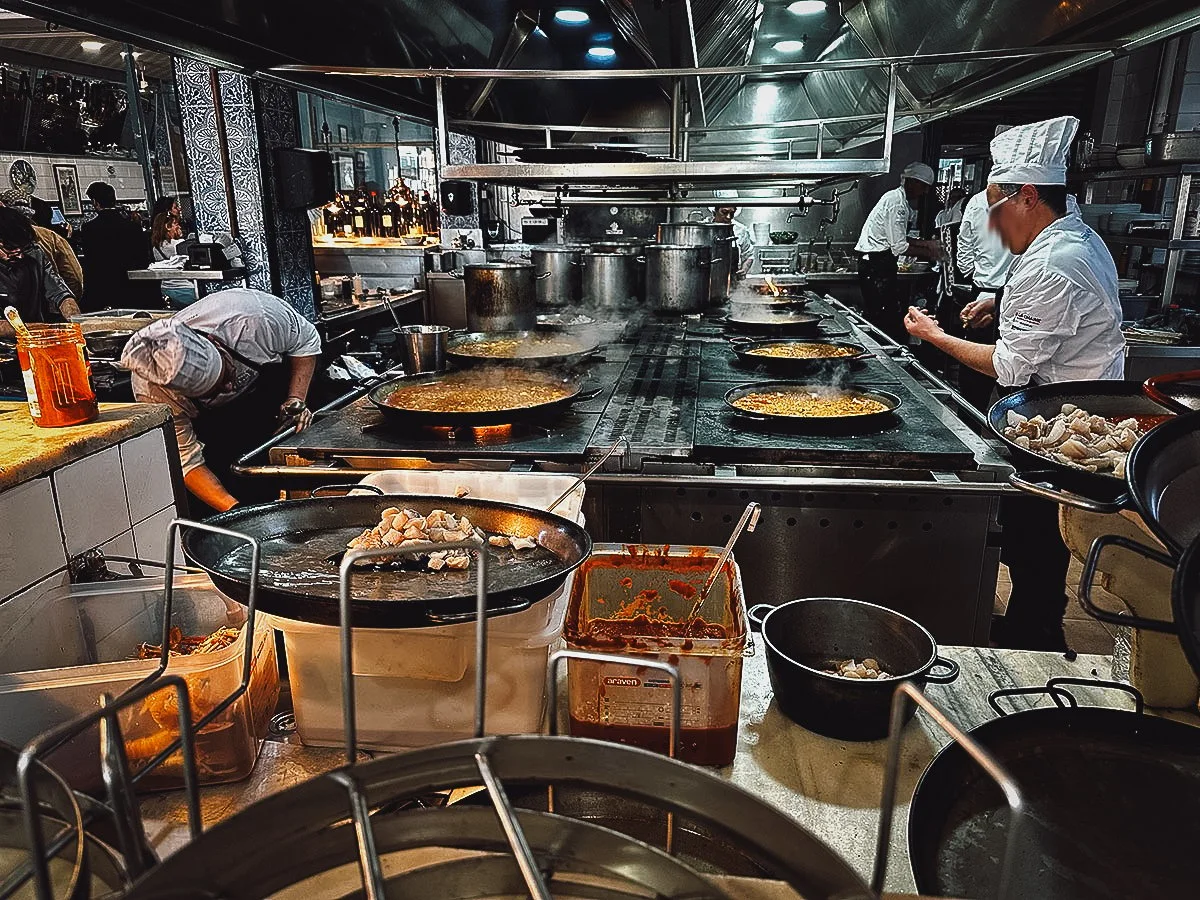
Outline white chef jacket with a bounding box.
[854,186,912,257]
[957,190,1015,292]
[731,219,754,276]
[992,213,1125,388]
[131,288,322,473]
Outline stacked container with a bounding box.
[0,574,279,792]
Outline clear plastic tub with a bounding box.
[264,470,586,751]
[563,544,748,766]
[0,575,279,792]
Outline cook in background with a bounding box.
[0,206,81,338]
[854,162,944,341]
[712,205,755,278]
[78,180,160,312]
[903,115,1124,652]
[120,287,322,515]
[0,189,83,300]
[150,212,196,309]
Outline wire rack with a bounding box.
[7,516,1026,900]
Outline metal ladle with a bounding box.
[688,501,762,622]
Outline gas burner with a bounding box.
[364,421,551,446]
[728,410,900,437]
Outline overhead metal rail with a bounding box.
[271,43,1121,184]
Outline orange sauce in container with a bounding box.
[16,323,98,427]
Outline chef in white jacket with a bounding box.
[854,162,943,340]
[903,115,1124,651]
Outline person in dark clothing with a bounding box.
[77,181,159,312]
[0,208,80,338]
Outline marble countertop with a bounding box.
[0,401,171,491]
[135,645,1126,896]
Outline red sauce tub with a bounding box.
[562,543,748,766]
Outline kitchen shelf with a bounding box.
[1101,235,1200,250]
[1084,163,1200,180]
[1084,165,1197,314]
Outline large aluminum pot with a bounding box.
[529,245,582,307]
[657,222,732,302]
[590,240,644,255]
[581,249,643,309]
[644,243,711,313]
[462,262,536,331]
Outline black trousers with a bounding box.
[956,286,1003,415]
[857,252,906,343]
[996,380,1071,651]
[190,362,290,516]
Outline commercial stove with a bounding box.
[260,296,1012,645]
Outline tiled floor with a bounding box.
[994,556,1128,655]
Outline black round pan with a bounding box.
[909,680,1200,900]
[723,381,901,431]
[183,495,592,628]
[446,330,600,369]
[729,338,872,376]
[368,367,594,426]
[1124,409,1200,556]
[987,380,1175,509]
[723,310,829,336]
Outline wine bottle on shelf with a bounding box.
[338,193,357,237]
[351,191,370,238]
[380,189,399,238]
[368,192,385,237]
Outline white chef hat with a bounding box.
[119,318,223,396]
[902,162,935,185]
[988,116,1079,186]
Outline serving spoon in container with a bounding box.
[688,501,762,622]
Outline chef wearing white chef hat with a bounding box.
[904,115,1124,652]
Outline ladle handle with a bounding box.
[546,437,628,513]
[696,501,761,609]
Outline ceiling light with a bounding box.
[787,1,827,14]
[554,9,591,25]
[772,39,805,53]
[586,46,616,61]
[80,40,105,52]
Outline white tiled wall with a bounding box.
[0,423,181,607]
[0,153,146,204]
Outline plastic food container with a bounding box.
[16,322,98,427]
[265,470,586,751]
[0,575,279,792]
[563,544,748,767]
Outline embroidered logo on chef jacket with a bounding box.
[1009,310,1043,331]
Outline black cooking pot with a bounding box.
[83,329,134,360]
[748,597,958,741]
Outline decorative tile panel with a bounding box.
[441,131,481,233]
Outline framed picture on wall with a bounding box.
[52,165,82,216]
[335,154,356,191]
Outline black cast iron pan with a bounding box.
[182,494,592,628]
[723,381,901,431]
[728,338,872,376]
[368,367,599,427]
[1124,409,1200,556]
[723,309,831,336]
[909,678,1200,900]
[988,379,1176,512]
[446,330,600,369]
